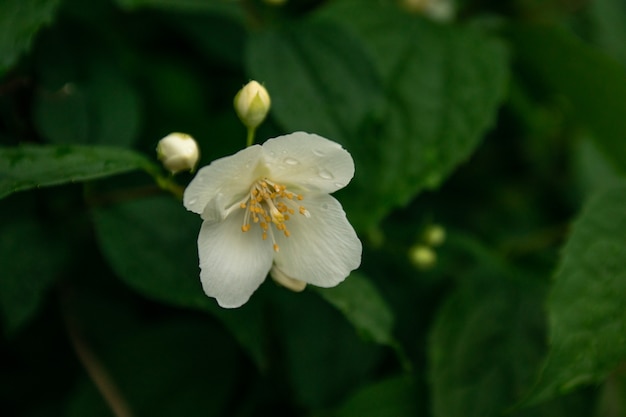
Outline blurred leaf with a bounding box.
[572,137,622,197]
[34,71,141,147]
[246,20,384,146]
[588,0,626,67]
[316,273,395,347]
[91,195,269,369]
[66,319,242,417]
[273,289,383,409]
[114,0,243,19]
[429,268,550,417]
[0,0,61,75]
[267,2,508,230]
[0,145,152,200]
[508,24,626,174]
[525,185,626,404]
[0,204,70,334]
[334,375,418,417]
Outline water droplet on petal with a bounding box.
[269,151,276,157]
[321,203,329,210]
[312,149,325,157]
[188,198,197,205]
[334,182,344,188]
[318,169,334,180]
[284,157,299,165]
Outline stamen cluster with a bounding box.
[240,179,308,251]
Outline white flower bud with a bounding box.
[156,132,200,174]
[270,265,307,292]
[409,245,437,270]
[234,80,271,130]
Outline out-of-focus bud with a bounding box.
[270,265,307,292]
[263,0,287,5]
[409,245,437,270]
[423,224,446,247]
[156,132,200,174]
[234,80,271,130]
[402,0,455,22]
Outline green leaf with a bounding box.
[91,195,269,369]
[114,0,243,18]
[34,69,142,147]
[246,20,384,145]
[0,202,70,334]
[316,273,395,347]
[0,145,152,200]
[250,3,508,230]
[272,289,383,409]
[524,185,626,404]
[334,375,418,417]
[0,0,61,75]
[67,319,243,417]
[508,24,626,174]
[588,0,626,67]
[429,268,550,417]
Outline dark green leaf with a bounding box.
[254,3,508,230]
[0,204,70,334]
[91,195,269,369]
[272,289,382,409]
[66,319,243,417]
[0,145,152,199]
[246,20,384,145]
[429,268,550,417]
[316,273,395,347]
[114,0,243,19]
[34,70,142,147]
[334,375,418,417]
[508,24,626,173]
[0,0,61,75]
[525,185,626,404]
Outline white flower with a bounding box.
[183,132,362,308]
[156,132,200,174]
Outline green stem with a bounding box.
[246,127,256,147]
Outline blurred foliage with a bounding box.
[2,0,626,416]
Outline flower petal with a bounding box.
[273,194,362,287]
[262,132,355,194]
[183,145,265,215]
[197,211,274,308]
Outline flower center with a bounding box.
[239,179,309,252]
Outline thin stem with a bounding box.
[246,127,256,147]
[61,290,134,417]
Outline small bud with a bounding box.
[423,224,446,247]
[402,0,455,22]
[270,265,307,292]
[234,80,271,130]
[156,132,200,174]
[409,245,437,270]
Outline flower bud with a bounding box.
[423,224,446,247]
[234,80,271,130]
[270,265,306,292]
[409,245,437,270]
[156,132,200,174]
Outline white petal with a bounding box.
[262,132,355,193]
[273,194,362,287]
[183,145,265,215]
[197,211,274,308]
